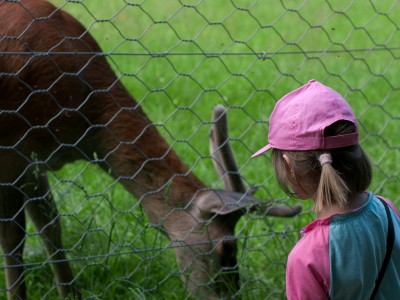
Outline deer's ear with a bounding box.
[195,190,260,216]
[195,190,303,218]
[207,104,302,219]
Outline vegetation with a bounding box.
[1,0,399,298]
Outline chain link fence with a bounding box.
[1,0,399,299]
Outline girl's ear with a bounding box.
[283,154,294,178]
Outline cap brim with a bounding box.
[251,144,272,158]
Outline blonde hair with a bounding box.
[272,121,372,212]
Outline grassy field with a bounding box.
[1,0,400,298]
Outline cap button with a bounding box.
[308,79,316,83]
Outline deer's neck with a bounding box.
[89,93,206,222]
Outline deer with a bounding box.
[0,0,301,299]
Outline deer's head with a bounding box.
[166,105,302,298]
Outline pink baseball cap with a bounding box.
[252,79,358,157]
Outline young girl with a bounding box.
[252,80,400,299]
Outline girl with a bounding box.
[252,80,400,299]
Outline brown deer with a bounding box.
[0,0,301,299]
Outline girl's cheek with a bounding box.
[289,180,314,200]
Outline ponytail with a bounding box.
[272,138,371,213]
[314,153,349,212]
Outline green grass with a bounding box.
[1,0,400,298]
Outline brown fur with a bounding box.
[0,1,236,298]
[0,1,301,299]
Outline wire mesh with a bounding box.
[0,0,399,299]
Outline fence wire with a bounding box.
[1,0,399,299]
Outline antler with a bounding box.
[209,105,302,217]
[209,105,247,193]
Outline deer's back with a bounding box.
[0,0,146,177]
[0,0,203,197]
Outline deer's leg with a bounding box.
[23,172,80,299]
[0,186,27,300]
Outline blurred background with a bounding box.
[1,0,399,298]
